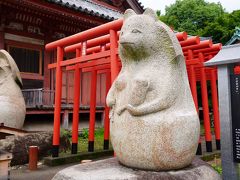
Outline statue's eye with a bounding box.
[131,29,141,33]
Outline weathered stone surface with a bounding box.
[106,8,200,170]
[0,132,70,165]
[0,50,26,129]
[52,157,221,180]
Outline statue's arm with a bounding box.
[106,76,119,108]
[126,88,177,116]
[106,82,117,108]
[106,72,127,108]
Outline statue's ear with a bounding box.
[143,8,158,21]
[0,49,23,88]
[123,9,136,20]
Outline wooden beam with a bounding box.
[3,5,88,36]
[0,4,4,49]
[20,73,44,80]
[43,49,51,90]
[0,27,4,49]
[3,0,108,26]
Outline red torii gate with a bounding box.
[183,39,222,154]
[46,19,222,157]
[46,19,123,157]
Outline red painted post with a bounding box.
[76,48,81,57]
[189,66,199,110]
[109,29,119,83]
[193,43,222,54]
[176,32,188,41]
[88,70,97,152]
[29,146,38,170]
[71,49,81,154]
[199,53,212,152]
[104,71,111,150]
[188,50,199,112]
[109,29,119,155]
[45,19,123,50]
[182,40,212,51]
[180,36,200,47]
[210,69,221,150]
[52,46,63,157]
[188,50,201,155]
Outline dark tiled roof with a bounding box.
[226,27,240,45]
[46,0,123,20]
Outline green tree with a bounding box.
[156,10,161,17]
[159,0,240,44]
[201,10,240,44]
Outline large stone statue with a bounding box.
[106,8,200,170]
[0,50,26,129]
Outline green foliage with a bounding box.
[60,128,71,138]
[80,128,89,139]
[160,0,224,34]
[67,128,112,153]
[156,10,161,17]
[94,128,104,137]
[59,128,112,154]
[159,0,240,44]
[79,128,104,139]
[211,164,222,174]
[201,10,240,43]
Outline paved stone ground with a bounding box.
[10,156,113,180]
[10,161,80,180]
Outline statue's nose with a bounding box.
[119,37,134,45]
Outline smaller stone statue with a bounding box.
[0,50,26,129]
[107,8,200,170]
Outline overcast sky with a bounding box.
[139,0,240,14]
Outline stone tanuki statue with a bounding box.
[0,50,26,129]
[106,8,200,171]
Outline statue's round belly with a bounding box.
[0,96,26,129]
[110,111,200,170]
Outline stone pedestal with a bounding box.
[52,157,221,180]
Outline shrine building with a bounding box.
[0,0,144,130]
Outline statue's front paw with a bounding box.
[116,106,127,116]
[109,108,114,119]
[126,104,139,116]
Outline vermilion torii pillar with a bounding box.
[88,70,97,152]
[104,72,111,150]
[71,58,81,153]
[187,49,202,155]
[52,46,63,157]
[199,53,212,152]
[210,68,221,150]
[109,29,120,82]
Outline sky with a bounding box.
[139,0,240,14]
